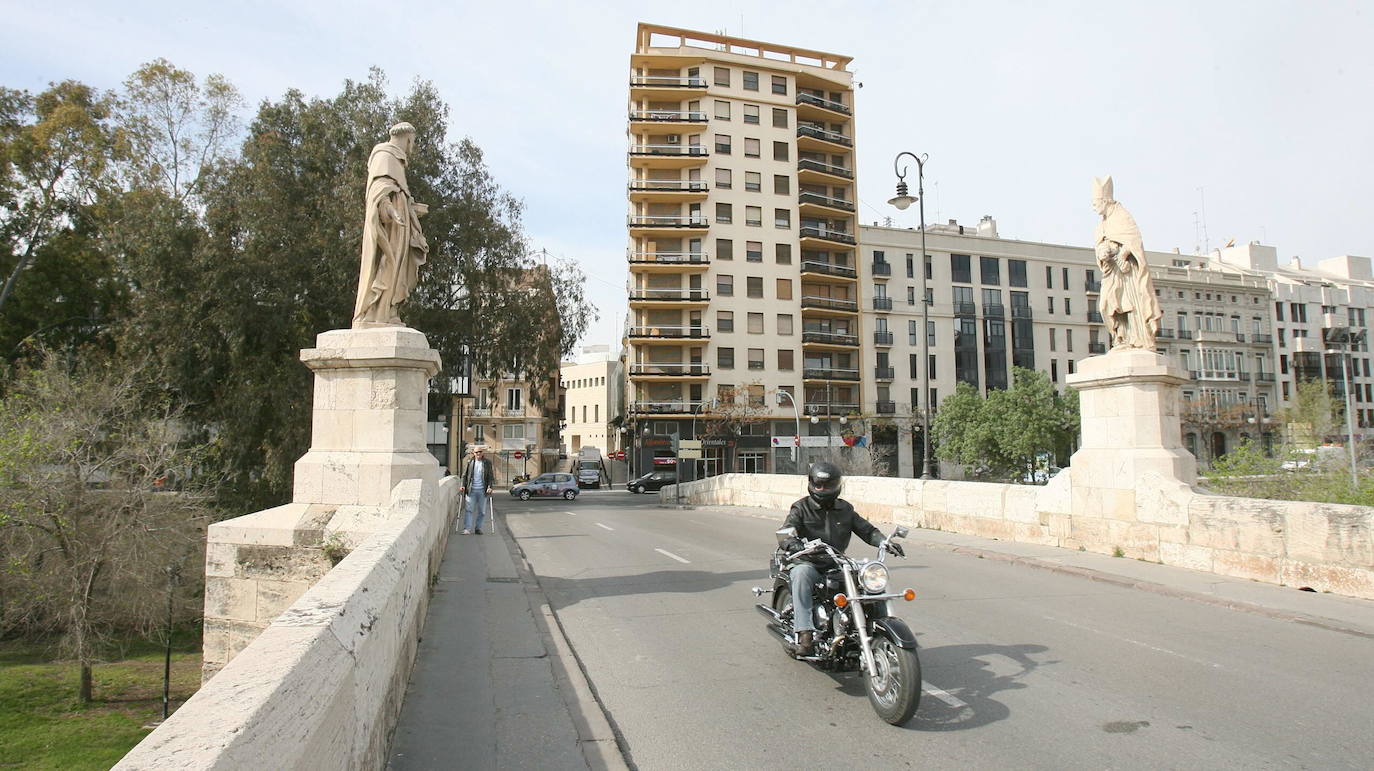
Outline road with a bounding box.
[497,489,1374,769]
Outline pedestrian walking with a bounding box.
[460,445,495,534]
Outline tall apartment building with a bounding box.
[859,218,1279,474]
[626,24,860,475]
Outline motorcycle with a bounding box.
[753,525,922,725]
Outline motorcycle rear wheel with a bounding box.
[865,632,921,725]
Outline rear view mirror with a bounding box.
[775,526,798,546]
[894,526,909,539]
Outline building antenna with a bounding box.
[1197,186,1211,255]
[1192,211,1202,255]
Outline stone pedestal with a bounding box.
[1066,349,1195,520]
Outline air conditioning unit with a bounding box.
[666,134,681,143]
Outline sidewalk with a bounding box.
[691,504,1374,639]
[387,510,624,770]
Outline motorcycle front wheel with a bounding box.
[865,631,921,725]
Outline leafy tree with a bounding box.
[0,350,213,701]
[1282,378,1342,448]
[933,368,1078,482]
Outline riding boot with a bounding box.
[797,630,814,655]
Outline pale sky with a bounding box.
[5,1,1372,349]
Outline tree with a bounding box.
[932,368,1078,482]
[0,350,212,701]
[1281,378,1341,449]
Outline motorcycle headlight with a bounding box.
[859,562,889,593]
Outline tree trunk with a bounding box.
[79,662,93,703]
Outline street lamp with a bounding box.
[775,390,802,468]
[889,150,935,479]
[1325,325,1365,487]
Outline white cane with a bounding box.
[488,494,496,535]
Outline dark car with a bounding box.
[510,472,579,501]
[627,469,676,494]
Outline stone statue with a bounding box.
[353,122,429,327]
[1093,176,1161,350]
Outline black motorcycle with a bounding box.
[753,525,922,725]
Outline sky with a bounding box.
[5,1,1373,349]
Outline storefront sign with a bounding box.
[770,435,853,448]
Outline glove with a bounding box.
[887,541,906,557]
[782,537,805,554]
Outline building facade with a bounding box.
[626,23,862,476]
[560,345,625,457]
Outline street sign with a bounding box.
[678,449,703,459]
[513,451,524,459]
[610,450,626,460]
[678,439,703,450]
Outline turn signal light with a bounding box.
[833,593,848,608]
[902,588,916,601]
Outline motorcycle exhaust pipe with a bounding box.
[755,604,782,622]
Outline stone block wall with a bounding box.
[665,472,1374,599]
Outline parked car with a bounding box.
[510,472,579,501]
[627,469,676,494]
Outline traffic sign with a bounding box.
[678,449,703,459]
[678,439,703,450]
[513,451,524,459]
[610,450,625,460]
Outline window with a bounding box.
[1066,329,1074,352]
[1048,296,1055,314]
[951,254,971,283]
[1049,328,1057,351]
[743,104,759,124]
[744,137,760,157]
[502,423,525,440]
[748,348,765,370]
[873,250,887,265]
[746,240,763,261]
[506,388,523,410]
[717,274,734,296]
[747,276,763,298]
[925,255,933,280]
[745,205,762,226]
[1064,297,1072,315]
[715,168,732,188]
[716,202,732,224]
[474,424,484,441]
[1009,259,1027,288]
[1046,265,1053,289]
[717,310,734,332]
[906,254,915,278]
[1063,267,1070,290]
[909,319,918,345]
[773,174,790,194]
[907,286,916,306]
[773,141,789,161]
[716,238,733,260]
[714,66,730,86]
[745,171,761,192]
[909,354,919,378]
[743,70,759,91]
[771,75,787,94]
[980,256,1000,285]
[778,349,794,370]
[772,107,788,128]
[715,133,731,154]
[718,347,735,368]
[1275,302,1284,322]
[714,100,730,120]
[775,243,792,264]
[774,208,791,228]
[776,278,793,299]
[748,312,764,333]
[777,314,794,335]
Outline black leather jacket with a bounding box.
[462,457,494,492]
[782,496,885,561]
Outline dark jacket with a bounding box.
[782,496,885,561]
[462,457,495,492]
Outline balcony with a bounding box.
[801,330,859,347]
[800,296,858,314]
[630,400,708,415]
[1257,372,1276,382]
[874,366,895,381]
[1195,329,1234,343]
[1157,328,1176,339]
[872,297,893,311]
[1011,305,1033,319]
[873,331,893,346]
[1087,310,1104,323]
[796,92,851,117]
[805,403,860,417]
[627,288,710,306]
[799,224,856,246]
[628,363,710,378]
[798,190,856,214]
[954,302,976,316]
[628,143,708,168]
[796,123,853,149]
[629,75,707,99]
[1235,333,1246,342]
[1252,333,1273,344]
[870,261,892,277]
[1089,342,1107,354]
[627,214,708,235]
[875,401,896,415]
[627,251,710,271]
[628,109,707,130]
[628,178,709,202]
[469,407,493,417]
[1178,329,1194,339]
[983,304,1005,319]
[797,158,854,182]
[803,367,862,382]
[627,325,710,340]
[1085,279,1102,293]
[800,260,857,281]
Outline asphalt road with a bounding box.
[498,489,1374,769]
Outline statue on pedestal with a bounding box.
[1092,176,1161,350]
[353,122,429,327]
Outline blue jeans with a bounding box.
[463,489,489,531]
[789,562,823,632]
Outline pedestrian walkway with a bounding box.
[387,513,622,770]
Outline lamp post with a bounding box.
[775,390,802,470]
[888,151,934,479]
[1325,326,1364,487]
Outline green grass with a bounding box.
[0,631,201,770]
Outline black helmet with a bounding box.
[807,461,843,508]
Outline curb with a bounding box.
[671,502,1374,641]
[500,526,634,771]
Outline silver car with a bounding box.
[510,472,580,501]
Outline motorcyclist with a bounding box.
[780,461,904,655]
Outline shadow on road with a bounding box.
[534,569,765,612]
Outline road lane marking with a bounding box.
[595,522,614,531]
[562,511,577,516]
[922,683,967,709]
[655,548,690,564]
[1043,615,1222,669]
